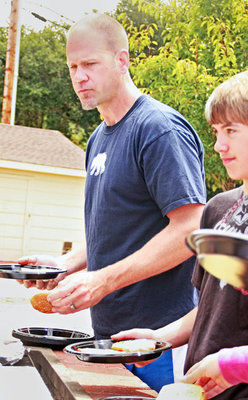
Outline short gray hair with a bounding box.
[68,13,129,53]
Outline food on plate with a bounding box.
[30,292,53,314]
[73,338,157,356]
[111,338,156,352]
[157,383,206,400]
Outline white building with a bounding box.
[0,123,86,261]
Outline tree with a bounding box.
[116,0,248,197]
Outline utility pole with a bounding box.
[1,0,21,125]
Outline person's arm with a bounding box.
[182,352,232,399]
[48,203,204,313]
[17,246,87,290]
[218,346,248,385]
[110,306,197,367]
[101,203,204,294]
[182,347,248,398]
[112,306,198,348]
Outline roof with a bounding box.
[0,123,85,170]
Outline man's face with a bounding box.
[67,29,121,111]
[213,122,248,182]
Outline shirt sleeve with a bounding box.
[140,128,206,216]
[218,346,248,385]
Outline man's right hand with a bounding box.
[17,254,67,290]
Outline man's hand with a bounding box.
[181,353,232,399]
[47,269,107,314]
[17,255,67,290]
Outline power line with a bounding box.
[18,6,70,29]
[24,0,75,23]
[2,0,75,26]
[30,10,70,28]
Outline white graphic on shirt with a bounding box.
[90,153,107,176]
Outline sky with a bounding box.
[1,0,122,30]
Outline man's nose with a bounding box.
[75,65,88,82]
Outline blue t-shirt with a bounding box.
[85,95,206,338]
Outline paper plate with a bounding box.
[186,229,248,289]
[0,264,67,280]
[64,339,171,363]
[12,327,94,349]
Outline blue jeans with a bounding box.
[124,349,174,392]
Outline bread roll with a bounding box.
[30,292,53,313]
[111,338,156,352]
[157,383,206,400]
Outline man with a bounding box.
[19,14,206,391]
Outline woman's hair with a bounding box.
[67,13,129,54]
[205,70,248,125]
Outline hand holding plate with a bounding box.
[17,254,67,289]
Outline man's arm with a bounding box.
[101,203,204,292]
[48,203,204,313]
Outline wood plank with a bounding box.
[29,347,91,400]
[28,347,157,400]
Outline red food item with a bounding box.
[30,293,53,313]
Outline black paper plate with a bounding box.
[64,339,171,363]
[186,229,248,289]
[12,327,94,349]
[0,264,67,280]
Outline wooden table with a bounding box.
[27,347,158,400]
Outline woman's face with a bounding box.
[213,122,248,191]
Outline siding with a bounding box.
[0,169,85,261]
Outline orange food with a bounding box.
[30,293,53,314]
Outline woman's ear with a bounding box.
[115,49,129,74]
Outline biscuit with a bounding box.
[111,338,156,352]
[30,292,53,314]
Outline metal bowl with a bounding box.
[186,229,248,289]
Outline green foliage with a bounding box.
[118,0,248,198]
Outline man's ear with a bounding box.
[115,49,129,73]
